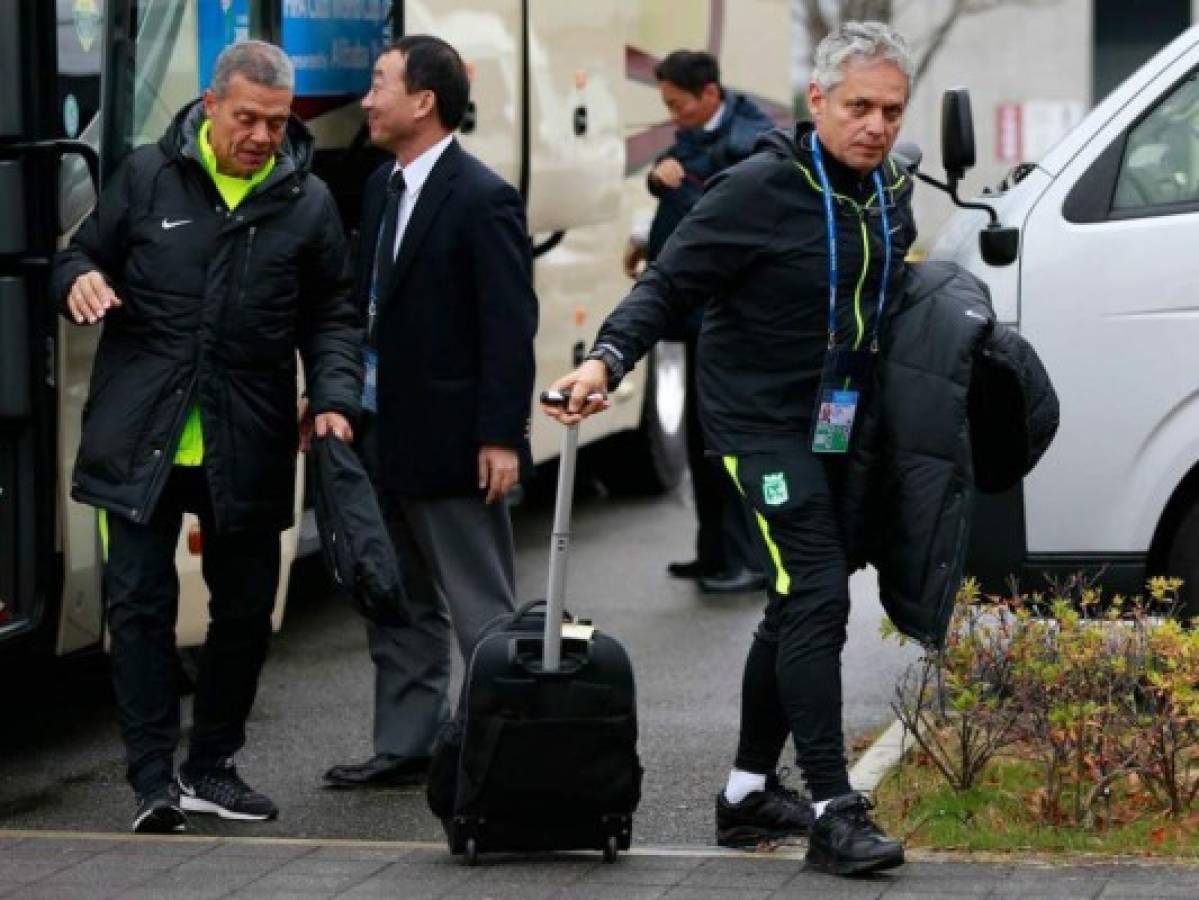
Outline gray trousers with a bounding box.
[367,494,517,757]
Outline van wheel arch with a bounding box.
[1147,461,1199,620]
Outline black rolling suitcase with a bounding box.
[427,414,642,864]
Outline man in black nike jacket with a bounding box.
[52,41,361,834]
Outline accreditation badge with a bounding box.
[810,348,874,455]
[361,346,378,413]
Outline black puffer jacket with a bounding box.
[52,101,362,532]
[311,435,408,627]
[845,261,1059,647]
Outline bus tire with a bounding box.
[591,342,687,495]
[1167,500,1199,622]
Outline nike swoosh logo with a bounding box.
[161,218,192,230]
[965,310,986,320]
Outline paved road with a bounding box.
[0,477,920,845]
[3,833,1199,900]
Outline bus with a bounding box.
[0,0,791,659]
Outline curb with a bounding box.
[848,718,911,794]
[6,829,1199,867]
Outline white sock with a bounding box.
[813,793,854,819]
[723,769,767,804]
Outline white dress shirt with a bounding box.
[703,102,725,133]
[389,133,454,261]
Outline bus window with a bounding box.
[103,0,203,174]
[132,1,203,149]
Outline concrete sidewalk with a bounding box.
[2,831,1197,900]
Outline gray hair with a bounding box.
[211,40,294,96]
[811,21,913,93]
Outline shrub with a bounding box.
[889,576,1199,828]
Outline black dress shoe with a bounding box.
[667,559,717,579]
[323,753,432,788]
[700,567,767,594]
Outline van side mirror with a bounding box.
[894,96,1021,268]
[979,226,1019,267]
[941,88,976,184]
[936,89,1019,268]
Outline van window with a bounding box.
[1112,71,1199,211]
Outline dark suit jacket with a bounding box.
[355,139,538,499]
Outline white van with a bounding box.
[925,25,1199,615]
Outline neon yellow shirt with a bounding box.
[174,120,276,466]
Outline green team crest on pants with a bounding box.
[762,472,789,506]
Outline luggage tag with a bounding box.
[810,348,874,455]
[562,622,596,641]
[361,346,378,413]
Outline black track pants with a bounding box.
[723,448,853,802]
[103,467,280,795]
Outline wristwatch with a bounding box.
[584,343,625,391]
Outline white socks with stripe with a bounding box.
[723,769,767,804]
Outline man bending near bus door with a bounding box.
[545,22,914,876]
[52,41,362,833]
[322,37,537,789]
[625,50,772,595]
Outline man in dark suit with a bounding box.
[629,50,772,595]
[323,35,537,788]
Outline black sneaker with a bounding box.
[805,793,904,876]
[132,783,187,834]
[178,759,278,821]
[715,771,814,848]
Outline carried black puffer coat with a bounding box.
[311,435,408,627]
[51,101,362,533]
[845,261,1059,647]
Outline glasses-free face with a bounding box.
[361,49,436,153]
[658,80,723,131]
[808,59,908,175]
[202,73,292,177]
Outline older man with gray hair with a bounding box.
[545,21,915,875]
[52,39,362,833]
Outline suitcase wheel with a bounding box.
[464,837,479,866]
[603,834,619,864]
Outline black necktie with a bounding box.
[374,169,406,296]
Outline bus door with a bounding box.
[0,1,101,653]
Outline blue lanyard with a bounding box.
[810,136,892,352]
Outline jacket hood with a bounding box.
[159,98,315,175]
[753,123,804,161]
[673,91,773,150]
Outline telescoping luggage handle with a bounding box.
[539,389,603,672]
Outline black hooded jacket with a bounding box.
[52,100,362,533]
[594,122,916,455]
